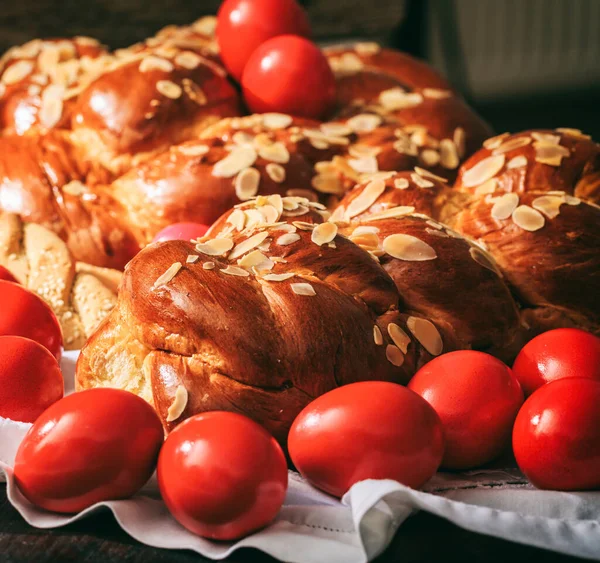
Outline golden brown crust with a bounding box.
[0,132,140,268]
[77,196,445,442]
[0,213,121,348]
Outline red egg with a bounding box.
[152,223,210,243]
[0,265,19,283]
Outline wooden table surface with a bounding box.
[0,484,587,563]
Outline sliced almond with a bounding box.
[461,155,506,188]
[534,143,570,166]
[175,52,203,69]
[311,222,338,246]
[556,127,591,140]
[166,385,188,422]
[394,178,410,190]
[262,113,293,130]
[469,246,499,275]
[491,193,520,220]
[239,250,273,271]
[411,171,435,188]
[373,325,383,346]
[386,345,405,367]
[277,233,301,246]
[388,323,411,354]
[355,42,381,56]
[258,204,280,224]
[220,265,250,277]
[263,273,295,282]
[311,174,344,195]
[352,226,380,236]
[348,144,381,159]
[258,142,290,164]
[364,206,415,221]
[507,155,527,169]
[565,195,580,205]
[379,88,423,111]
[2,60,34,84]
[266,163,286,183]
[474,178,498,196]
[532,195,564,219]
[512,205,545,231]
[227,209,246,231]
[140,55,174,72]
[531,132,560,144]
[346,179,386,218]
[186,255,199,264]
[350,231,379,249]
[383,234,437,261]
[320,122,353,137]
[203,261,215,270]
[407,317,443,355]
[348,156,379,174]
[291,282,316,296]
[453,127,466,158]
[423,88,452,99]
[483,133,509,150]
[39,84,65,129]
[234,167,261,200]
[346,113,382,133]
[492,136,532,155]
[153,262,182,289]
[213,147,258,178]
[179,144,210,157]
[156,79,182,99]
[195,238,234,256]
[229,231,270,260]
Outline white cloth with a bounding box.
[1,350,600,562]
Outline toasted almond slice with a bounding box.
[439,139,460,169]
[512,205,545,231]
[348,156,379,174]
[175,52,203,69]
[355,41,381,55]
[266,163,286,183]
[352,226,380,237]
[388,323,411,354]
[140,55,174,72]
[263,273,295,282]
[379,87,423,110]
[532,195,564,219]
[203,261,215,270]
[461,155,506,188]
[262,113,293,129]
[232,131,254,145]
[275,223,297,233]
[258,204,280,224]
[153,262,182,289]
[348,144,381,159]
[229,231,270,260]
[346,179,386,218]
[407,317,443,355]
[195,238,234,256]
[531,132,560,144]
[311,222,338,246]
[186,255,199,264]
[383,234,437,261]
[483,133,509,150]
[291,282,316,296]
[453,127,466,158]
[386,345,405,367]
[492,136,532,155]
[555,127,591,140]
[423,87,452,99]
[277,233,301,246]
[420,149,440,167]
[311,174,344,195]
[156,79,182,99]
[411,172,434,188]
[286,189,318,202]
[394,178,409,190]
[234,167,261,201]
[179,144,210,157]
[166,385,188,422]
[474,178,498,195]
[364,206,415,221]
[258,142,290,164]
[393,137,419,156]
[220,265,250,277]
[213,147,258,178]
[491,193,520,220]
[303,128,350,146]
[507,155,528,169]
[373,325,384,346]
[534,143,570,166]
[2,60,34,84]
[239,250,273,270]
[565,195,581,205]
[320,122,353,137]
[39,84,65,129]
[350,231,380,249]
[227,209,246,231]
[346,113,382,133]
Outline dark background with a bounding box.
[1,0,599,138]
